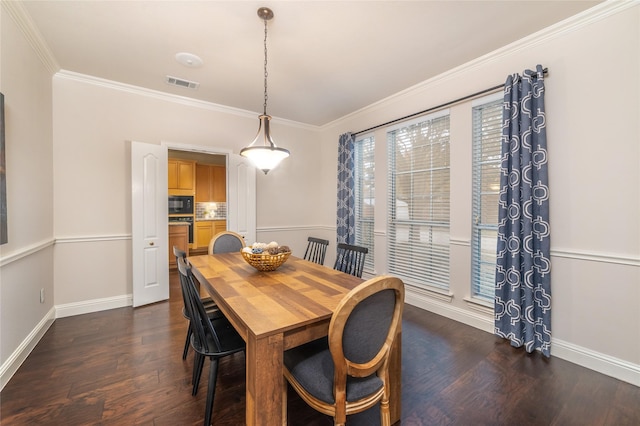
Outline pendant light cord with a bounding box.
[263,17,269,115]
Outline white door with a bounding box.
[227,153,256,244]
[131,141,169,307]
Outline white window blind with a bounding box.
[354,135,375,273]
[471,96,502,301]
[387,111,450,290]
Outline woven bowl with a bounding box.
[241,250,291,272]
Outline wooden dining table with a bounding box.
[188,252,401,425]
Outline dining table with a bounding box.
[188,252,402,425]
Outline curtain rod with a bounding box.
[354,67,548,135]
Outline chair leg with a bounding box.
[192,353,205,396]
[380,395,391,426]
[203,357,219,426]
[182,327,192,360]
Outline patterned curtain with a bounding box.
[495,65,551,357]
[337,132,355,244]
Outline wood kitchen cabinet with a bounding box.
[168,224,189,269]
[195,164,226,202]
[168,159,195,195]
[194,220,226,249]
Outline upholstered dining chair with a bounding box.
[207,230,245,255]
[283,275,404,426]
[173,246,222,360]
[333,243,369,278]
[177,257,245,426]
[303,236,330,265]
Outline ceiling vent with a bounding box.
[165,75,199,89]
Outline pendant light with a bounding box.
[240,7,290,175]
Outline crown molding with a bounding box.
[1,0,59,74]
[54,70,320,132]
[323,0,638,131]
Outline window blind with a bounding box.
[387,111,450,290]
[354,135,375,272]
[471,97,502,301]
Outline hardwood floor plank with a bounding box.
[1,270,638,425]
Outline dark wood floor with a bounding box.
[1,271,638,425]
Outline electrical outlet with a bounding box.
[40,288,45,303]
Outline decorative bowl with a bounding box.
[241,250,291,272]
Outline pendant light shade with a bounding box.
[240,7,289,175]
[240,114,290,174]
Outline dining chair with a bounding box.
[333,243,368,278]
[173,246,222,360]
[303,236,329,265]
[207,230,245,255]
[177,257,246,426]
[283,275,404,426]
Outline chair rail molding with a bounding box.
[0,238,55,267]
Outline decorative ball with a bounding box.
[251,247,264,254]
[267,247,280,255]
[278,245,291,253]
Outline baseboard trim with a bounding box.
[0,307,55,391]
[406,288,640,387]
[551,338,640,387]
[406,287,494,334]
[55,294,133,318]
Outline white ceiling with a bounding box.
[22,1,600,126]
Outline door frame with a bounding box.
[161,141,256,243]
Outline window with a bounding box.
[354,134,375,273]
[471,96,502,301]
[387,111,450,290]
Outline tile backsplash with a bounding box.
[195,202,227,220]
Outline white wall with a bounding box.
[0,2,56,388]
[1,0,638,391]
[320,3,640,385]
[51,74,323,307]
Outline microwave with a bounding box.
[168,195,194,215]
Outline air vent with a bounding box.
[165,75,199,89]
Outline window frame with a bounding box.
[353,133,375,274]
[471,93,503,303]
[386,110,451,291]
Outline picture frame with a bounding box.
[1,92,7,245]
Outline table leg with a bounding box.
[389,328,402,424]
[246,332,285,426]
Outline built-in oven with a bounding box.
[168,195,193,215]
[169,216,194,244]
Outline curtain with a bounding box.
[337,132,355,244]
[495,65,551,357]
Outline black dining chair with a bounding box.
[173,246,222,360]
[283,276,404,426]
[333,243,368,278]
[208,230,245,254]
[177,257,245,426]
[303,236,330,265]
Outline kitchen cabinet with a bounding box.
[168,223,189,269]
[168,159,195,195]
[194,220,226,249]
[195,164,226,202]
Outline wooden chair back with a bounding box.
[207,231,245,255]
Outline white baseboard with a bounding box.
[406,287,494,334]
[55,294,132,318]
[0,307,55,391]
[405,287,640,387]
[551,338,640,387]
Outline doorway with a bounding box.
[168,149,227,257]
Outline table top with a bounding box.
[188,253,364,340]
